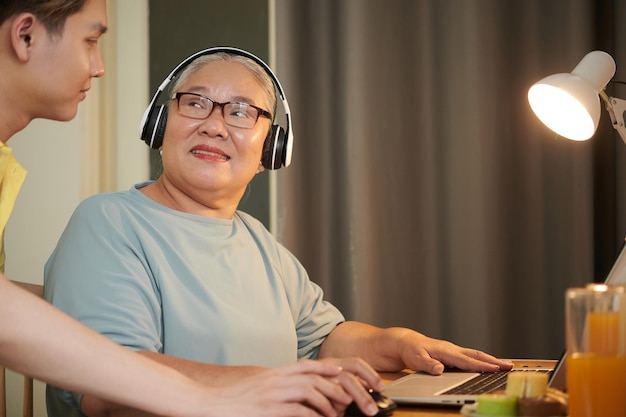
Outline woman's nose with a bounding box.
[197,106,228,137]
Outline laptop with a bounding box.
[383,238,626,406]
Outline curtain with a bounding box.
[274,0,626,359]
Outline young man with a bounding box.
[0,1,374,416]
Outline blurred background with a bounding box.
[272,0,626,361]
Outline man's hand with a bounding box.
[214,359,359,417]
[316,357,384,417]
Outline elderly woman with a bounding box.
[0,2,349,415]
[44,48,512,417]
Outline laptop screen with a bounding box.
[603,239,626,286]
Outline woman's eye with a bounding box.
[229,105,253,119]
[186,100,204,109]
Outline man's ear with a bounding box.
[257,161,266,174]
[10,13,37,62]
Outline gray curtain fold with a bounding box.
[273,0,626,359]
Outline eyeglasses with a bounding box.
[172,92,272,129]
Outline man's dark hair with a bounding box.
[0,0,87,36]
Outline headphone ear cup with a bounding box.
[262,125,286,170]
[141,105,168,149]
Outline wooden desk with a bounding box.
[391,405,462,417]
[381,360,558,417]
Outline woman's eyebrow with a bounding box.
[183,86,257,104]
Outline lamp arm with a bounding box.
[600,90,626,145]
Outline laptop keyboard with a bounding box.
[442,370,553,395]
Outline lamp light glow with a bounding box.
[528,50,626,145]
[528,83,597,140]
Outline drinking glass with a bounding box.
[565,284,626,417]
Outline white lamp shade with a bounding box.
[528,51,616,141]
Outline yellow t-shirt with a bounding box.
[0,142,27,273]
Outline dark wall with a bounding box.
[148,0,271,227]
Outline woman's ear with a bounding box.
[11,13,37,61]
[256,161,265,174]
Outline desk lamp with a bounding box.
[528,50,626,145]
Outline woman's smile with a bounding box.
[190,144,230,161]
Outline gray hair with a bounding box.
[169,52,277,119]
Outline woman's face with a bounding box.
[160,59,272,207]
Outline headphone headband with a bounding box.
[139,46,293,169]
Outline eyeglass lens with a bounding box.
[176,92,264,129]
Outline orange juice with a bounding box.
[587,312,620,354]
[567,353,626,417]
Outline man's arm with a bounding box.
[80,350,384,417]
[80,353,266,417]
[0,276,214,417]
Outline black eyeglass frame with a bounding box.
[172,92,272,127]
